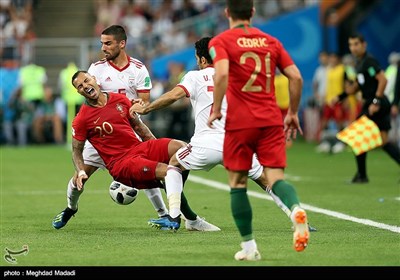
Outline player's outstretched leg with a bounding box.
[52,178,81,229]
[52,207,78,229]
[148,214,181,231]
[291,206,309,252]
[234,240,261,261]
[266,186,317,232]
[185,216,221,231]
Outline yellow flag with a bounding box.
[336,115,382,155]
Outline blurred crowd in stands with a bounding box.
[1,0,316,146]
[0,0,38,66]
[91,0,316,62]
[1,0,398,150]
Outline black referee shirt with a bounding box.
[355,52,382,103]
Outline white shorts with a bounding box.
[82,141,106,170]
[176,144,222,171]
[248,154,263,181]
[175,144,263,180]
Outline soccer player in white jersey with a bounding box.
[131,37,316,232]
[52,25,219,232]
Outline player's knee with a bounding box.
[155,162,168,180]
[169,153,180,167]
[173,139,187,149]
[168,139,187,157]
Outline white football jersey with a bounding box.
[88,56,152,100]
[178,67,227,151]
[82,56,151,168]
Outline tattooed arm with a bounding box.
[72,138,88,190]
[129,113,156,141]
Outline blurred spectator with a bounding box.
[192,0,211,12]
[274,68,292,148]
[93,0,122,36]
[0,0,12,31]
[393,58,400,148]
[303,50,328,142]
[159,26,188,54]
[164,61,192,141]
[341,53,360,123]
[151,5,174,47]
[255,0,280,20]
[274,69,289,120]
[120,1,149,45]
[384,52,400,105]
[2,7,29,40]
[13,60,47,144]
[0,63,20,145]
[384,52,400,146]
[57,61,84,121]
[58,61,82,112]
[280,0,303,12]
[31,85,64,144]
[320,0,358,55]
[316,52,346,153]
[172,0,200,22]
[10,0,33,14]
[58,61,83,140]
[312,50,329,109]
[8,84,34,145]
[18,61,47,108]
[126,0,154,23]
[255,0,305,21]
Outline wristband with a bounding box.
[372,97,381,105]
[78,170,87,177]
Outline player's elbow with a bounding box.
[170,87,186,101]
[284,65,302,84]
[290,73,303,87]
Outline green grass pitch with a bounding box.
[1,140,399,268]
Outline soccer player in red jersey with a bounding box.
[207,0,310,260]
[70,70,218,231]
[52,25,169,229]
[52,26,217,232]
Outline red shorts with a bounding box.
[223,126,286,171]
[110,138,171,189]
[322,103,346,122]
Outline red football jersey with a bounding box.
[209,24,294,131]
[72,93,141,169]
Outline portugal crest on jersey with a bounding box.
[116,103,126,118]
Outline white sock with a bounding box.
[143,188,169,217]
[266,187,292,218]
[290,206,302,222]
[186,216,199,225]
[165,165,182,219]
[67,178,83,211]
[242,239,257,251]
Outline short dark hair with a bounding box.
[101,25,127,42]
[71,70,88,86]
[195,37,213,64]
[349,33,365,43]
[226,0,253,21]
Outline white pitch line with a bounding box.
[188,174,400,234]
